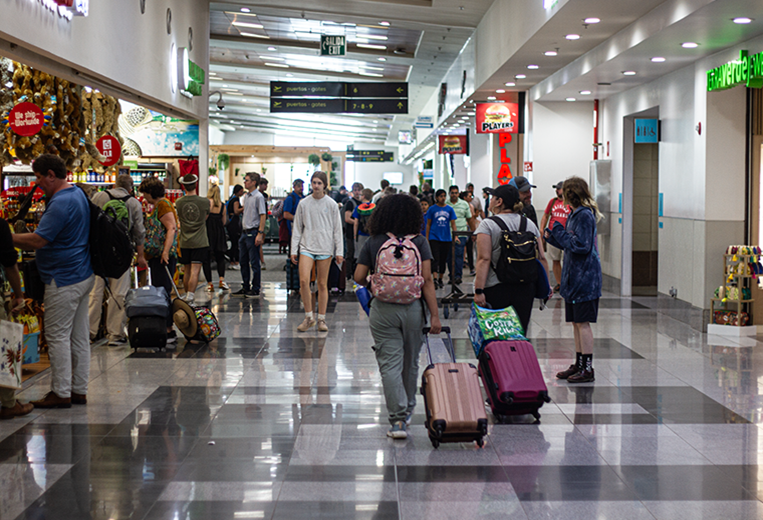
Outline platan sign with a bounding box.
[321,35,346,56]
[707,50,763,92]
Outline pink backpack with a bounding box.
[369,233,425,304]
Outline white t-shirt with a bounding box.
[475,213,540,288]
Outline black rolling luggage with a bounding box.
[125,269,170,351]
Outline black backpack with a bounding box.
[490,215,538,284]
[80,188,134,279]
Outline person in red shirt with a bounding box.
[540,181,571,292]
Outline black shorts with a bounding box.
[179,247,209,265]
[565,298,599,323]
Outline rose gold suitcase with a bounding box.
[420,327,488,448]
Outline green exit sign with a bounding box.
[707,50,763,92]
[321,35,346,56]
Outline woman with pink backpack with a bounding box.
[354,194,441,439]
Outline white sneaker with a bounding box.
[387,421,408,439]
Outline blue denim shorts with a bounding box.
[300,252,332,261]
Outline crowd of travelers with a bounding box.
[0,153,602,440]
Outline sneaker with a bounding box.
[556,364,580,380]
[297,317,316,332]
[554,284,561,293]
[454,278,462,285]
[231,264,241,271]
[206,283,215,292]
[469,269,476,276]
[387,421,408,439]
[317,319,328,332]
[0,401,34,420]
[71,393,87,405]
[31,391,71,409]
[184,292,195,304]
[166,331,177,344]
[232,287,249,297]
[405,412,413,426]
[567,368,595,384]
[219,281,230,291]
[108,336,128,347]
[244,289,259,298]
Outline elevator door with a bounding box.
[752,137,763,324]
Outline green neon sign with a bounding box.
[707,50,763,92]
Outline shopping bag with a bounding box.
[0,320,24,389]
[468,303,526,358]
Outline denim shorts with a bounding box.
[300,252,332,261]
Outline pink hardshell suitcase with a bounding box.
[478,340,551,421]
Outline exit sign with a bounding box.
[321,35,346,56]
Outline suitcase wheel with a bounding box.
[476,437,485,448]
[532,411,541,421]
[430,437,440,449]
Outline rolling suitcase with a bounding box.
[420,326,488,449]
[478,340,551,421]
[286,259,300,291]
[328,259,346,294]
[125,269,170,351]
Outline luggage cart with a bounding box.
[440,231,474,318]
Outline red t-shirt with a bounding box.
[544,197,571,229]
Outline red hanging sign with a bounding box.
[96,135,121,167]
[475,102,519,134]
[8,102,44,136]
[438,135,467,155]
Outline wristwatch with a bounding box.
[474,288,484,295]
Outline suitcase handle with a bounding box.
[165,265,181,299]
[422,327,455,365]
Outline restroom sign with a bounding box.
[634,119,659,143]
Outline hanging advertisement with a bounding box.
[475,102,519,134]
[8,103,44,136]
[96,135,121,167]
[118,103,199,157]
[438,135,467,154]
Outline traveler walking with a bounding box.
[354,194,441,439]
[540,181,571,292]
[509,176,539,227]
[203,184,229,292]
[343,182,363,277]
[88,174,147,345]
[290,171,344,332]
[425,189,456,288]
[13,154,95,408]
[233,172,267,297]
[138,177,179,343]
[473,184,550,334]
[176,173,210,303]
[352,188,375,260]
[226,184,244,269]
[545,177,603,384]
[460,190,478,276]
[445,185,473,284]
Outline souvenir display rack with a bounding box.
[710,246,761,328]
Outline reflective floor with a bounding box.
[3,261,763,519]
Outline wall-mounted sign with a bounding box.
[270,82,407,98]
[177,47,205,97]
[270,97,407,114]
[707,49,763,92]
[8,102,44,136]
[96,135,122,167]
[476,102,519,134]
[634,119,659,143]
[321,35,346,56]
[36,0,88,21]
[346,150,394,162]
[438,135,467,155]
[523,161,533,173]
[497,133,514,185]
[269,81,408,113]
[414,116,433,129]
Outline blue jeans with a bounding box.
[447,236,466,280]
[239,231,261,291]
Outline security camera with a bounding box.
[210,90,225,110]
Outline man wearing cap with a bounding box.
[233,172,267,297]
[541,181,571,292]
[176,173,210,304]
[509,176,538,228]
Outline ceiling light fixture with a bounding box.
[579,90,592,95]
[286,73,293,77]
[359,34,388,41]
[651,56,666,62]
[733,17,753,24]
[496,89,505,93]
[487,96,496,100]
[359,71,383,77]
[232,21,264,29]
[583,17,600,24]
[379,21,390,26]
[681,42,699,48]
[361,65,384,70]
[265,62,289,68]
[566,97,576,102]
[240,7,251,13]
[240,32,269,39]
[295,32,320,39]
[566,34,581,40]
[377,57,387,61]
[357,43,387,50]
[515,74,526,79]
[504,82,515,87]
[544,50,558,56]
[527,64,539,69]
[267,46,277,51]
[622,70,637,76]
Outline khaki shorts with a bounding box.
[547,243,564,262]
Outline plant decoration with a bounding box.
[235,167,240,177]
[307,153,321,167]
[217,153,230,171]
[321,152,333,163]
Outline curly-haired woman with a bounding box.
[354,194,441,439]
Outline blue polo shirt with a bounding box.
[425,204,456,242]
[282,191,303,233]
[35,186,92,286]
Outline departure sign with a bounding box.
[270,81,408,114]
[270,98,407,114]
[270,82,407,98]
[346,150,394,162]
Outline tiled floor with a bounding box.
[3,256,763,519]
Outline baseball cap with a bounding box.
[293,179,304,186]
[485,184,520,206]
[553,181,564,190]
[178,174,198,185]
[508,177,536,192]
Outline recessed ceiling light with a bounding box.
[232,21,264,29]
[377,57,387,61]
[733,17,753,24]
[467,112,475,116]
[544,50,558,56]
[358,34,389,41]
[267,46,277,51]
[286,73,294,77]
[579,90,592,95]
[240,7,251,13]
[359,71,383,77]
[566,34,581,40]
[263,56,284,61]
[566,97,576,102]
[504,82,515,87]
[681,42,699,48]
[265,62,289,68]
[240,32,269,39]
[222,84,228,87]
[622,70,637,76]
[256,109,262,112]
[583,17,600,24]
[515,74,526,79]
[527,64,539,69]
[496,89,505,93]
[357,43,387,50]
[379,21,390,26]
[651,56,666,62]
[209,72,217,76]
[487,96,496,100]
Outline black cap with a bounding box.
[553,181,564,190]
[509,177,536,192]
[485,184,520,206]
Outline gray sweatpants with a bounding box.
[368,299,425,425]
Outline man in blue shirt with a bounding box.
[282,179,304,238]
[425,189,457,288]
[12,154,95,409]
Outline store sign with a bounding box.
[707,50,763,92]
[96,135,122,167]
[36,0,88,21]
[9,102,44,136]
[177,47,205,97]
[321,35,346,56]
[634,119,659,143]
[497,133,514,185]
[438,135,467,155]
[476,102,519,134]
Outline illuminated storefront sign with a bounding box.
[707,50,763,92]
[175,47,206,97]
[35,0,89,21]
